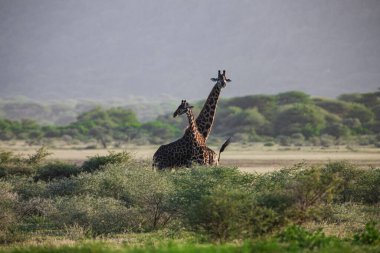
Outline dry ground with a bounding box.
[1,141,379,173]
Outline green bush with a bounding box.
[170,167,255,214]
[322,162,359,203]
[354,222,380,245]
[278,225,336,250]
[186,185,280,242]
[0,147,51,178]
[353,168,380,204]
[81,151,131,172]
[80,163,175,231]
[11,177,46,200]
[47,195,136,236]
[34,161,81,182]
[253,163,346,223]
[0,164,35,178]
[25,146,51,165]
[169,167,278,241]
[44,177,83,197]
[0,181,19,243]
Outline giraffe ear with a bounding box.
[189,106,194,109]
[211,78,218,82]
[226,79,231,82]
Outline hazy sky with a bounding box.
[0,0,379,101]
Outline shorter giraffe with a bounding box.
[152,100,231,170]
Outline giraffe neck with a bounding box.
[195,83,222,140]
[186,109,205,146]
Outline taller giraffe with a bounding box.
[190,70,231,141]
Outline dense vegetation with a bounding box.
[1,90,380,146]
[0,149,379,252]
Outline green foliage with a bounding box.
[48,195,134,235]
[0,148,50,178]
[276,91,311,105]
[26,147,51,165]
[346,103,375,125]
[80,164,175,231]
[81,151,131,172]
[34,162,81,182]
[273,104,326,137]
[169,168,281,241]
[141,121,180,144]
[0,181,19,243]
[353,168,380,204]
[354,222,380,245]
[278,225,335,250]
[314,98,352,117]
[225,94,277,119]
[185,185,279,242]
[214,106,267,139]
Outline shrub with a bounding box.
[291,133,305,146]
[285,166,343,222]
[0,164,35,178]
[253,164,346,223]
[353,168,380,204]
[0,147,51,178]
[120,166,175,231]
[34,161,81,182]
[68,163,175,231]
[44,177,83,197]
[11,177,46,200]
[48,195,136,236]
[186,185,280,242]
[170,167,255,214]
[169,167,276,241]
[278,225,335,250]
[25,146,51,165]
[320,134,335,147]
[0,181,19,243]
[322,162,359,203]
[81,151,131,172]
[354,222,380,245]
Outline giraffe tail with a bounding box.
[218,137,232,163]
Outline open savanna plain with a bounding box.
[2,141,380,173]
[1,141,380,253]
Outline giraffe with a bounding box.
[152,100,230,170]
[152,70,231,170]
[191,70,231,141]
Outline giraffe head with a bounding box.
[210,70,231,88]
[173,100,193,118]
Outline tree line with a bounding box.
[0,90,379,146]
